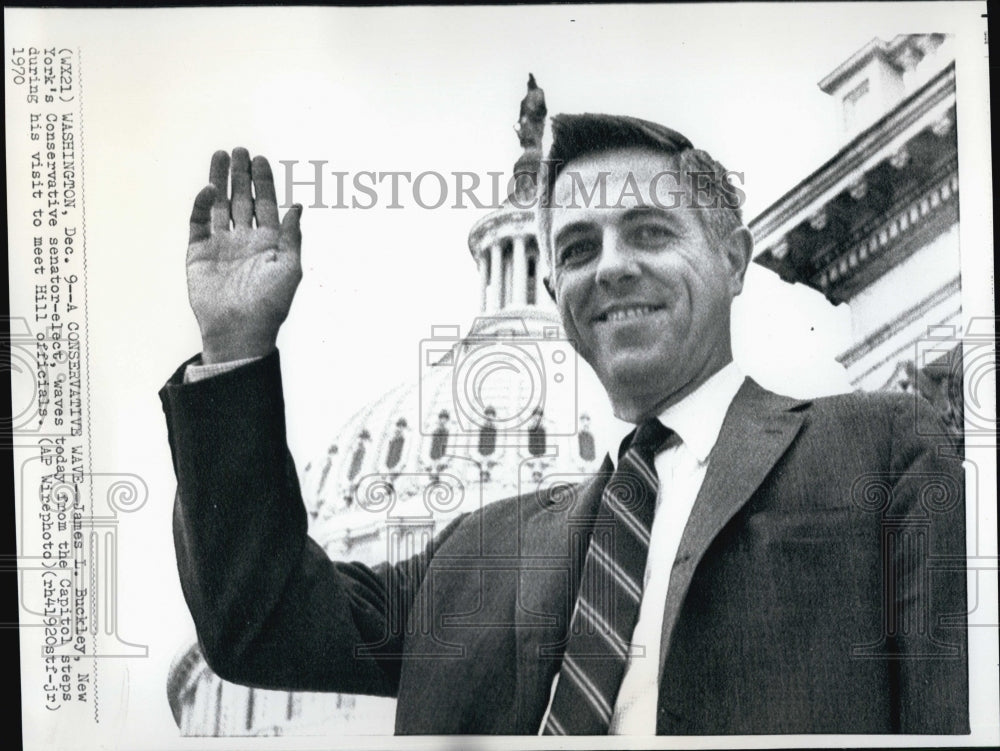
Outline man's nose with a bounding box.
[594,227,639,286]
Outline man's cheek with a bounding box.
[555,308,582,350]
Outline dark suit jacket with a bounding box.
[161,351,969,735]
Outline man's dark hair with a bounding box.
[537,113,745,271]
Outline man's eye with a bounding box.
[631,225,671,245]
[557,240,598,266]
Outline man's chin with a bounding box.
[597,355,674,397]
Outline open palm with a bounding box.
[186,148,303,363]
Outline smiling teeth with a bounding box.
[604,306,659,322]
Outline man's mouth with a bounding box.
[595,304,666,323]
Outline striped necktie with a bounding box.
[543,417,678,735]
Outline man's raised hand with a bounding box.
[187,148,303,364]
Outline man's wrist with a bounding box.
[200,338,277,365]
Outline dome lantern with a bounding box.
[468,74,552,314]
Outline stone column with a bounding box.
[511,234,528,306]
[488,242,503,312]
[478,252,489,312]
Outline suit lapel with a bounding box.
[514,458,611,731]
[657,379,808,683]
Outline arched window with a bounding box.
[577,414,596,462]
[316,444,339,495]
[385,418,408,470]
[527,256,537,305]
[478,406,498,456]
[429,411,450,461]
[346,430,371,505]
[527,408,546,457]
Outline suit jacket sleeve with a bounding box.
[160,350,462,696]
[883,400,969,733]
[886,395,969,733]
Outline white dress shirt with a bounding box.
[183,355,261,383]
[539,361,745,735]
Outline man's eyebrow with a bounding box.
[553,221,597,247]
[620,206,676,223]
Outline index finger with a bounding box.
[209,150,231,233]
[252,155,280,229]
[189,185,216,245]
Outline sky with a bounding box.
[6,3,994,749]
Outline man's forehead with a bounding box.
[553,146,680,193]
[549,146,695,228]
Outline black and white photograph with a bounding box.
[5,3,997,748]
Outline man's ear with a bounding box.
[723,227,753,296]
[543,275,557,303]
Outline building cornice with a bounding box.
[751,59,957,303]
[812,167,958,300]
[750,63,955,248]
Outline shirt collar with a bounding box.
[608,361,745,467]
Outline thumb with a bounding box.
[279,204,303,256]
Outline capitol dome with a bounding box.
[300,306,609,564]
[167,75,614,736]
